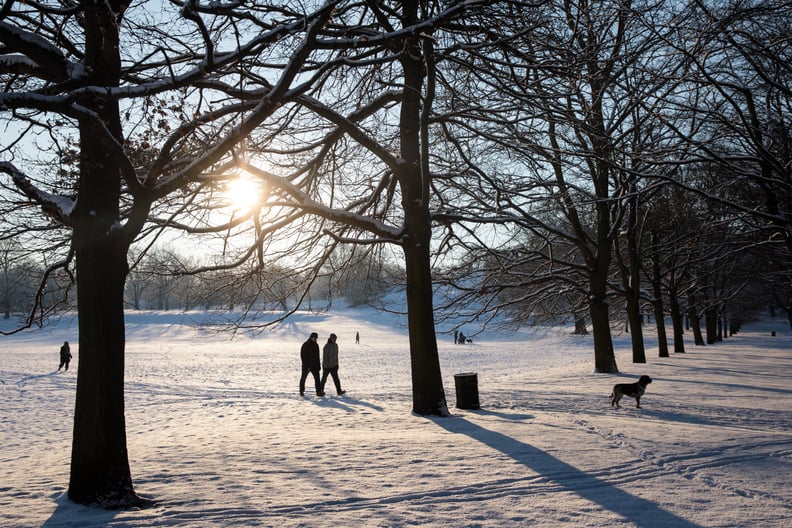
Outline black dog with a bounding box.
[610,375,652,408]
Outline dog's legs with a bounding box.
[635,396,641,409]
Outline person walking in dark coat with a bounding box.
[58,341,72,371]
[299,332,324,396]
[320,333,345,396]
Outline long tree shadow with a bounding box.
[431,415,703,528]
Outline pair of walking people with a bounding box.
[299,332,345,397]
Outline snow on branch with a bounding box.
[0,161,74,226]
[0,20,72,82]
[0,54,42,76]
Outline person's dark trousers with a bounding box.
[300,365,321,395]
[321,367,343,394]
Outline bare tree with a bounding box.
[1,0,340,506]
[432,0,789,368]
[432,0,688,372]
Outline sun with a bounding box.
[225,174,262,213]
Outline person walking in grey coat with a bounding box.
[320,333,346,395]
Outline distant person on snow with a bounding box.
[355,331,360,344]
[299,332,324,397]
[58,341,72,371]
[320,333,346,396]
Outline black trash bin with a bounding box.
[454,372,480,410]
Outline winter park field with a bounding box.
[1,306,791,528]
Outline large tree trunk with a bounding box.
[622,271,645,362]
[589,190,618,373]
[403,237,447,416]
[69,231,137,506]
[585,60,619,374]
[623,191,646,363]
[69,121,138,506]
[590,297,618,373]
[589,257,618,373]
[398,0,447,416]
[68,0,140,506]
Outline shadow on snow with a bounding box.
[431,414,703,528]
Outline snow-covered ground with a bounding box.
[1,306,791,527]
